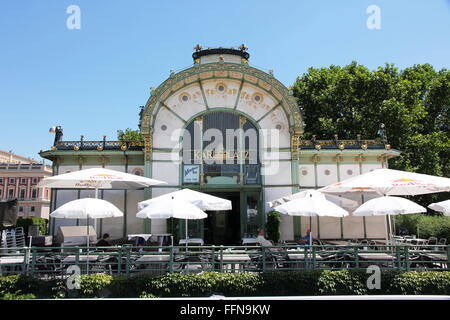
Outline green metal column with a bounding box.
[292,149,301,239]
[144,160,152,234]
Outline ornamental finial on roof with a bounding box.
[194,44,202,52]
[239,44,248,51]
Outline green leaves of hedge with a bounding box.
[1,271,450,299]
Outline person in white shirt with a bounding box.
[256,229,273,247]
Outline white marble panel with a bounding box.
[264,187,293,241]
[342,216,365,239]
[362,163,382,174]
[164,83,206,121]
[53,189,79,234]
[153,152,180,162]
[153,108,185,149]
[236,83,277,120]
[339,164,360,181]
[126,189,145,235]
[317,164,339,187]
[152,162,179,185]
[101,190,125,239]
[105,165,126,173]
[202,79,241,109]
[262,161,291,185]
[299,164,316,187]
[258,108,290,149]
[318,217,341,239]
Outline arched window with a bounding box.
[182,111,260,185]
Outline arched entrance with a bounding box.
[181,110,262,245]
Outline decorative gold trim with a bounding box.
[310,155,321,163]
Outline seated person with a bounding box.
[256,229,274,247]
[96,233,111,247]
[298,229,314,245]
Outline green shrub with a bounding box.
[388,271,450,295]
[395,214,450,241]
[266,211,281,243]
[15,217,48,236]
[317,270,368,295]
[78,273,113,298]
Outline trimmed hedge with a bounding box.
[1,271,450,299]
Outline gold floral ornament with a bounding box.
[315,144,321,150]
[120,145,127,151]
[73,146,80,151]
[97,145,103,151]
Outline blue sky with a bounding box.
[1,0,449,161]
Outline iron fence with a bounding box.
[0,244,449,278]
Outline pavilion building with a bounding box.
[39,46,400,244]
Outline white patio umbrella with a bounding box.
[319,168,450,196]
[319,168,450,240]
[39,167,166,194]
[50,198,124,274]
[428,199,450,216]
[39,167,166,236]
[138,188,232,211]
[353,196,427,217]
[136,197,207,245]
[274,190,349,246]
[353,196,427,239]
[268,189,359,212]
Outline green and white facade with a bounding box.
[40,47,400,244]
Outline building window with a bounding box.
[0,178,3,184]
[31,206,35,212]
[32,178,38,184]
[9,178,15,184]
[32,189,37,199]
[0,189,2,198]
[19,189,26,200]
[8,189,14,198]
[20,178,26,184]
[19,206,23,212]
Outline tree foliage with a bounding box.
[117,128,144,142]
[292,62,450,210]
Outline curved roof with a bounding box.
[139,61,303,135]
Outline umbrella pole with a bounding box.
[185,219,188,248]
[87,216,89,275]
[94,188,98,238]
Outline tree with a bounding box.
[292,63,450,212]
[117,128,144,142]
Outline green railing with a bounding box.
[1,244,449,277]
